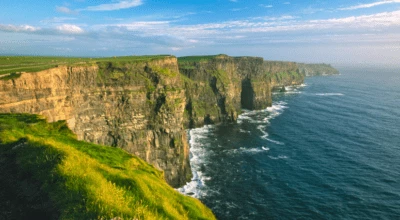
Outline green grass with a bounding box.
[178,54,228,63]
[0,55,173,75]
[0,113,215,220]
[272,71,304,82]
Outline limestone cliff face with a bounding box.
[179,55,259,127]
[0,55,305,187]
[0,57,190,187]
[179,55,304,128]
[266,61,305,90]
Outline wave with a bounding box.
[262,146,270,151]
[239,101,288,124]
[177,125,214,198]
[315,93,344,96]
[179,101,288,197]
[286,91,302,94]
[268,155,289,160]
[225,147,270,154]
[296,83,308,88]
[266,138,285,145]
[240,129,251,133]
[273,87,303,95]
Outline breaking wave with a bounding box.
[177,125,214,198]
[315,93,344,96]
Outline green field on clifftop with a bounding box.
[0,114,215,220]
[0,55,172,75]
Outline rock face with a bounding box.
[0,57,190,187]
[179,56,303,128]
[266,61,304,90]
[0,55,304,187]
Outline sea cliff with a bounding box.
[298,63,340,76]
[0,55,306,187]
[179,55,304,128]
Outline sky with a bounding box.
[1,0,400,64]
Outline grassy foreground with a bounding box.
[0,114,215,220]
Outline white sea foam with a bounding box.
[296,83,307,88]
[285,86,294,91]
[257,125,270,140]
[179,101,288,197]
[266,101,287,120]
[315,93,344,96]
[266,138,285,145]
[240,129,251,133]
[222,146,272,155]
[285,91,302,94]
[268,155,289,160]
[177,125,214,198]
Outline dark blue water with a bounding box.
[179,66,400,219]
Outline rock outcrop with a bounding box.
[0,55,305,187]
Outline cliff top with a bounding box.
[178,54,225,63]
[178,54,265,63]
[0,55,174,76]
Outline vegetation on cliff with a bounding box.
[0,55,172,76]
[0,114,215,220]
[297,63,339,76]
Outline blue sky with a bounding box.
[1,0,400,64]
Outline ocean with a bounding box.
[178,65,400,219]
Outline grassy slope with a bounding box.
[0,114,215,220]
[0,55,172,75]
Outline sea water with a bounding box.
[178,65,400,219]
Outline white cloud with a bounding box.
[339,0,400,10]
[0,24,40,32]
[309,10,400,28]
[92,10,400,45]
[56,6,76,14]
[260,4,273,8]
[41,17,77,24]
[2,9,400,61]
[56,24,84,34]
[230,7,248,11]
[251,15,297,21]
[85,0,143,11]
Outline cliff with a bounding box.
[0,56,190,187]
[265,61,304,90]
[298,63,339,76]
[179,55,304,127]
[0,55,304,188]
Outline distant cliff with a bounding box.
[298,63,339,76]
[0,55,304,187]
[179,55,304,128]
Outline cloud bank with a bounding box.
[340,0,400,10]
